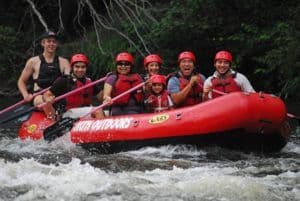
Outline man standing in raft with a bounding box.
[202,50,255,101]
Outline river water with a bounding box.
[0,98,299,201]
[0,125,299,201]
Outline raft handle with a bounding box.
[176,113,182,120]
[133,120,139,127]
[258,91,265,98]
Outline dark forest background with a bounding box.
[0,0,299,101]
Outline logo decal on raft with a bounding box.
[72,117,134,132]
[149,114,169,124]
[27,124,37,133]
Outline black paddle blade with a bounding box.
[43,117,77,142]
[0,104,34,129]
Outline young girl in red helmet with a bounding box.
[143,54,163,80]
[145,74,173,113]
[142,54,164,98]
[202,50,255,101]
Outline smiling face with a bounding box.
[72,62,87,78]
[116,61,131,75]
[179,59,194,77]
[146,62,160,76]
[151,83,164,95]
[214,59,231,75]
[41,37,58,53]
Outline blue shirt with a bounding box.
[167,73,206,93]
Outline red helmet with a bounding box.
[115,52,134,65]
[214,51,232,63]
[143,54,162,67]
[150,74,166,86]
[178,51,196,63]
[70,53,89,67]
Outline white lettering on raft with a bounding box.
[72,117,134,132]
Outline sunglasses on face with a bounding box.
[117,62,131,67]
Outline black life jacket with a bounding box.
[33,54,62,89]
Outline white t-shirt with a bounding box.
[203,70,255,99]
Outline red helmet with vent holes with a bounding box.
[178,51,196,63]
[115,52,134,65]
[150,74,166,86]
[143,54,162,67]
[214,51,233,63]
[70,53,89,67]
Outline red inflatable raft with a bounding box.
[18,92,291,153]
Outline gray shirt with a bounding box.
[203,70,255,99]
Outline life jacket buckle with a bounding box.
[133,120,139,127]
[175,112,182,120]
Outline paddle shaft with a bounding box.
[0,76,107,125]
[287,113,300,120]
[43,81,146,141]
[0,87,50,115]
[82,81,146,119]
[38,76,107,108]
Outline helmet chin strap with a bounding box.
[72,73,86,83]
[217,69,231,78]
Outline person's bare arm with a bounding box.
[34,90,56,119]
[102,83,113,104]
[18,58,35,101]
[33,90,55,107]
[42,90,56,102]
[59,57,71,75]
[202,78,211,102]
[202,86,211,102]
[96,90,104,103]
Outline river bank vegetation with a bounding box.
[0,0,299,101]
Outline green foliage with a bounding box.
[0,26,20,80]
[141,0,300,100]
[1,0,300,101]
[59,30,132,79]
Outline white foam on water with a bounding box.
[0,158,297,201]
[263,170,300,200]
[0,132,77,155]
[282,141,300,154]
[0,158,110,201]
[123,145,206,159]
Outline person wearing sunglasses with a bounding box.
[102,52,143,115]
